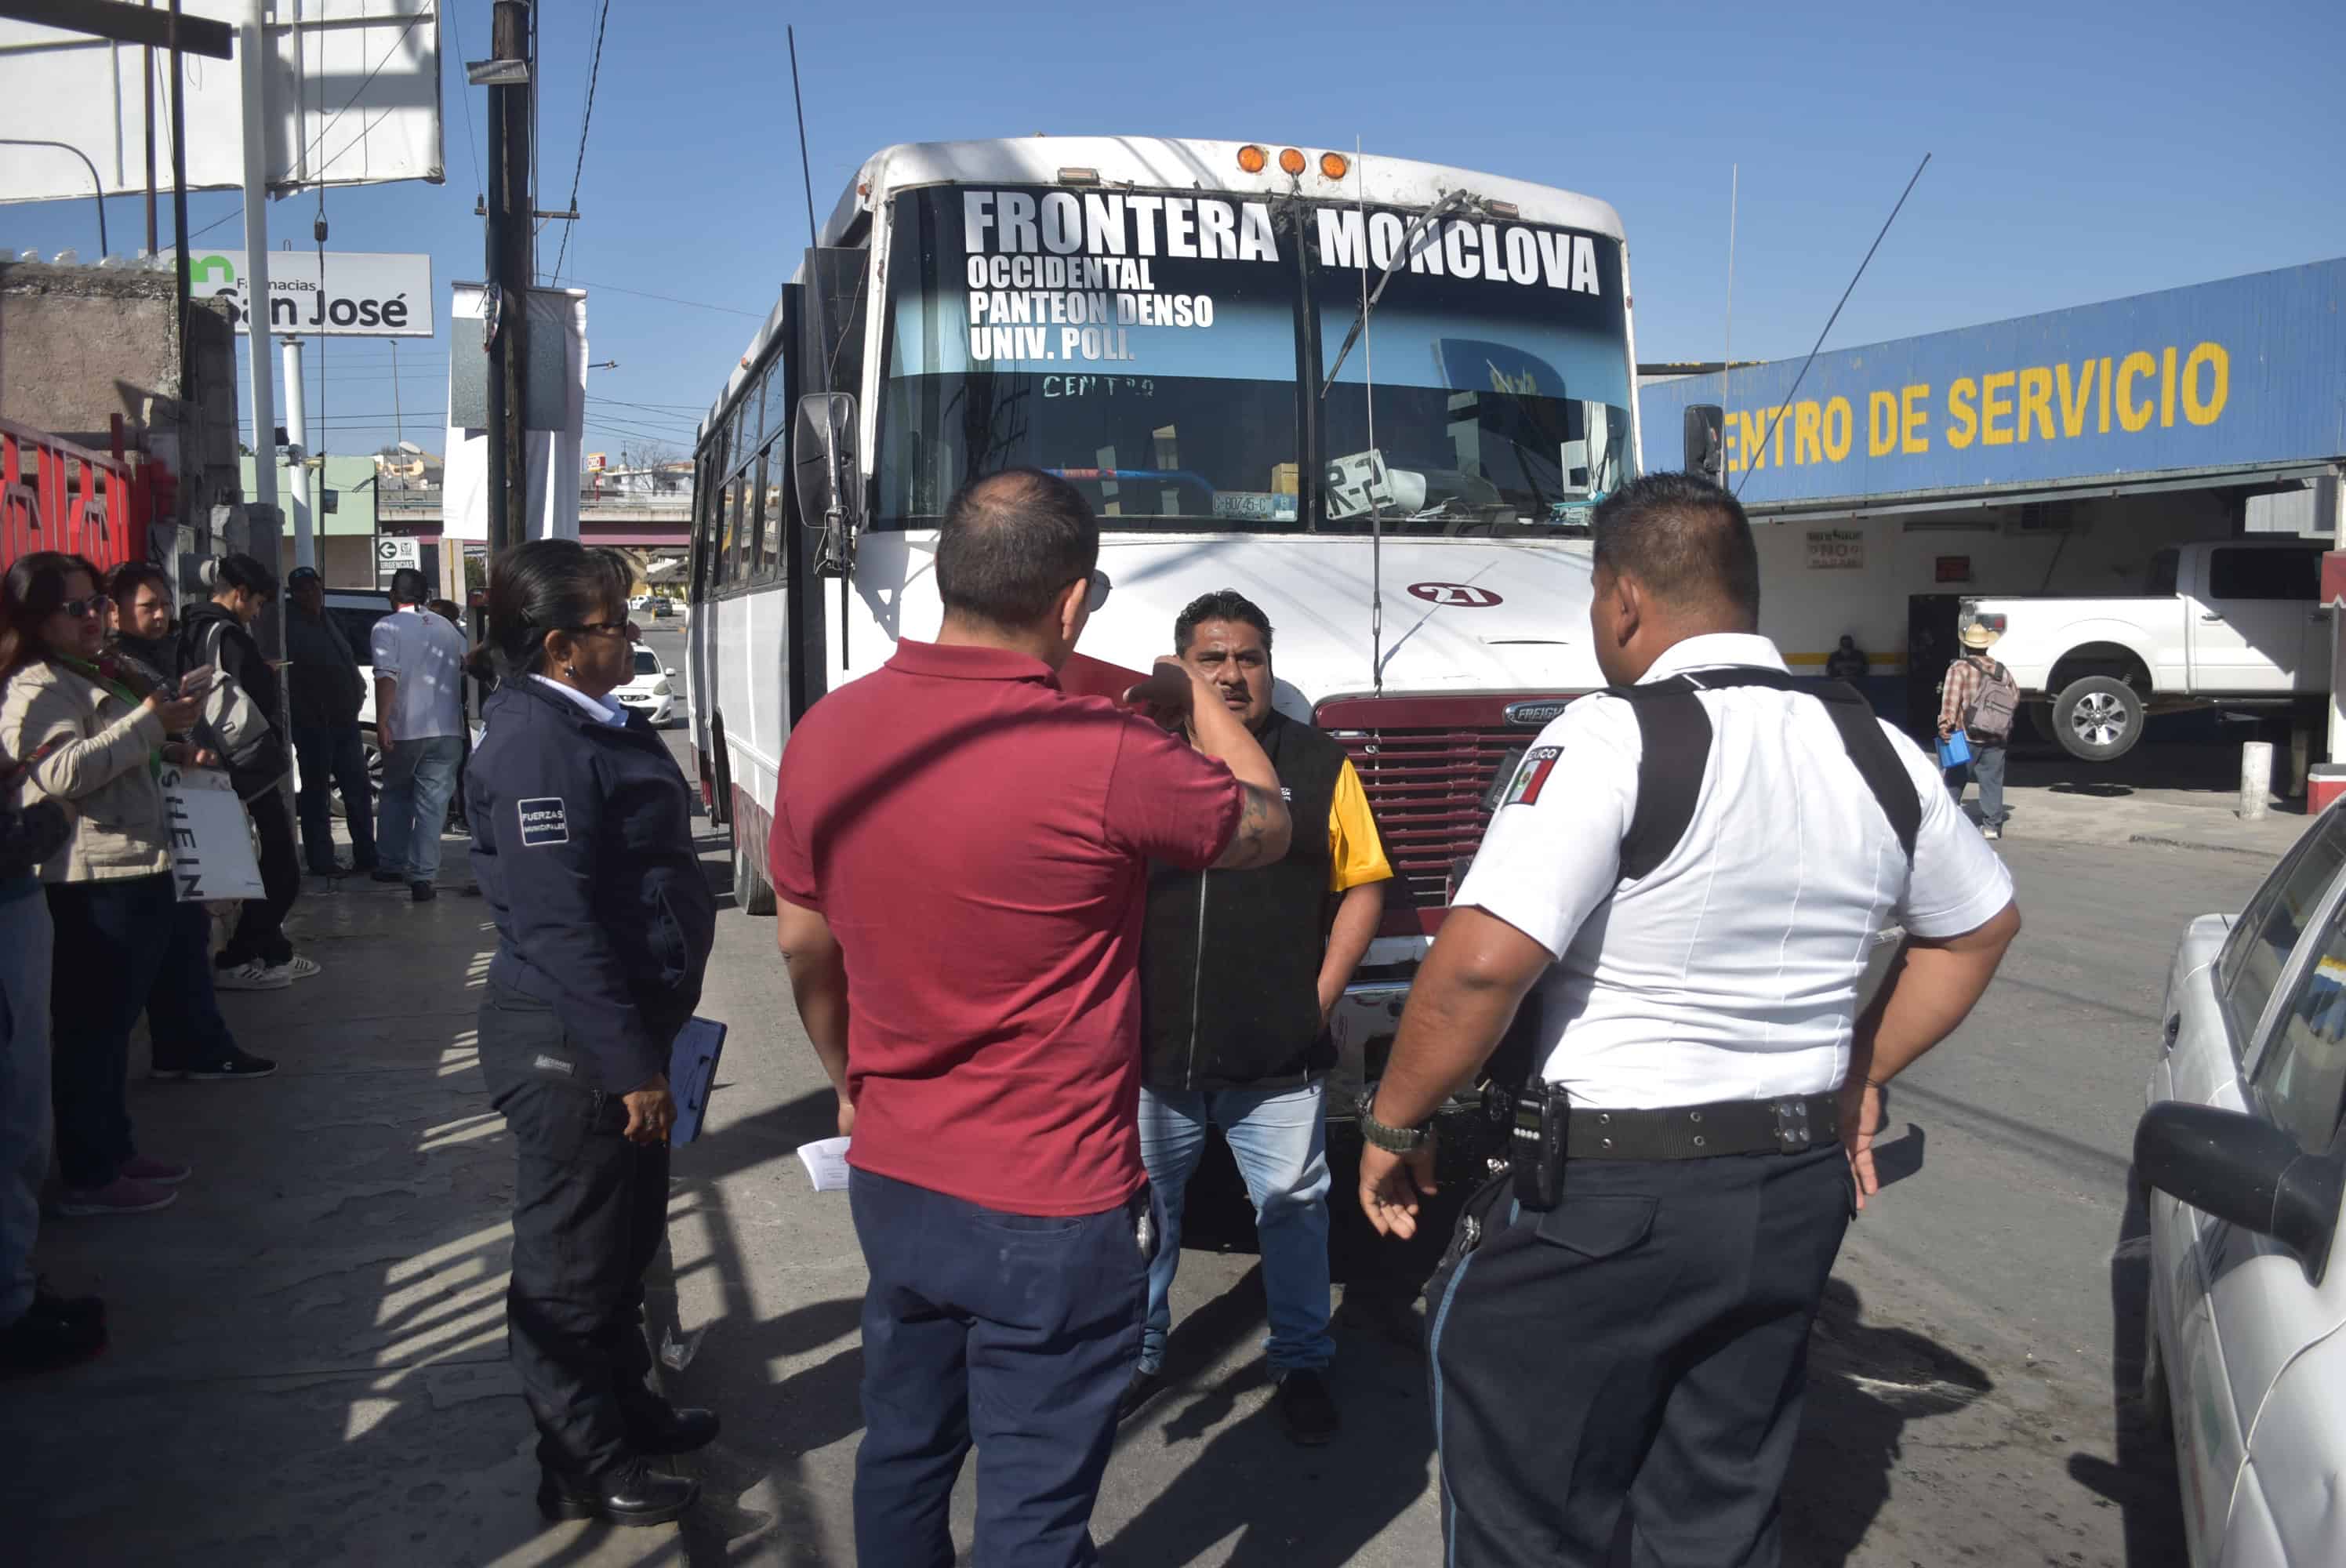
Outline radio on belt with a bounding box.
[1512,1083,1570,1210]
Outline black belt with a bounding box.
[1565,1091,1840,1160]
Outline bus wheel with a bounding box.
[732,822,777,917]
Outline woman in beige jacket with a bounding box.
[0,552,209,1215]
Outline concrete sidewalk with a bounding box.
[3,841,681,1566]
[1983,740,2310,861]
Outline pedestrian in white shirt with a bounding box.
[369,568,470,902]
[1356,471,2021,1568]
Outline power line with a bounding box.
[560,276,764,318]
[588,395,707,412]
[445,0,485,200]
[550,0,614,284]
[289,3,433,187]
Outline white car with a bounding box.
[2138,800,2346,1565]
[614,644,677,726]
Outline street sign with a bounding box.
[378,537,421,568]
[187,250,434,337]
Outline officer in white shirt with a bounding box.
[369,568,473,902]
[1357,472,2020,1568]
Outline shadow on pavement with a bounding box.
[660,1085,861,1566]
[2065,1186,2190,1566]
[8,862,672,1566]
[1102,1265,1434,1568]
[1778,1278,1994,1566]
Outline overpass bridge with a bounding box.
[376,490,692,554]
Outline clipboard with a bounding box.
[667,1017,728,1145]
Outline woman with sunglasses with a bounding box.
[466,539,717,1528]
[0,552,209,1217]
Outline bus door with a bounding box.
[785,246,870,724]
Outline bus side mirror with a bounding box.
[1683,405,1725,485]
[793,393,859,578]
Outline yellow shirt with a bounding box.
[1327,758,1394,893]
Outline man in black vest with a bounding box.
[1124,590,1393,1446]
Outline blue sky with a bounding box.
[5,0,2338,466]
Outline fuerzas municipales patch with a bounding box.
[518,797,569,847]
[1502,746,1561,807]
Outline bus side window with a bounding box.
[760,437,790,581]
[721,477,744,586]
[746,446,772,580]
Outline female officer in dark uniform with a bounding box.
[466,539,718,1528]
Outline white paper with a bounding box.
[797,1137,852,1192]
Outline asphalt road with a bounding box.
[637,642,2271,1566]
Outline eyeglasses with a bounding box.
[565,620,643,644]
[1067,570,1110,614]
[59,596,114,620]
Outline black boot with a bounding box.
[1,1305,107,1374]
[536,1456,699,1526]
[627,1403,721,1455]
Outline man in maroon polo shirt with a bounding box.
[768,468,1292,1568]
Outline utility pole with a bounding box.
[282,336,310,564]
[483,0,532,559]
[143,0,158,255]
[237,0,278,530]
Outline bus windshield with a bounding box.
[875,185,1632,534]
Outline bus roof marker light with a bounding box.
[1057,167,1102,185]
[1320,151,1349,180]
[1485,199,1520,219]
[1278,147,1307,176]
[1237,144,1268,173]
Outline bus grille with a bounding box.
[1325,717,1545,918]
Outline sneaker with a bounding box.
[56,1178,177,1217]
[1273,1369,1339,1446]
[1117,1367,1168,1425]
[411,881,437,903]
[212,960,291,992]
[0,1304,107,1374]
[119,1154,192,1184]
[158,1050,275,1082]
[267,955,321,983]
[1982,825,2003,841]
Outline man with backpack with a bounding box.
[1352,473,2020,1566]
[1937,622,2020,841]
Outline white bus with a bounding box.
[686,136,1643,1202]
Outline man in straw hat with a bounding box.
[1938,621,2019,841]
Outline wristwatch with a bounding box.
[1357,1092,1433,1152]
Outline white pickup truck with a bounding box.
[1963,539,2331,762]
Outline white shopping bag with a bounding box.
[159,765,266,902]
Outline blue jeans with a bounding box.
[292,720,376,873]
[0,889,54,1323]
[376,735,463,884]
[1138,1078,1334,1376]
[850,1167,1152,1568]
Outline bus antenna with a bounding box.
[1735,153,1929,497]
[1354,138,1384,697]
[788,27,819,255]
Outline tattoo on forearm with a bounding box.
[1219,781,1281,865]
